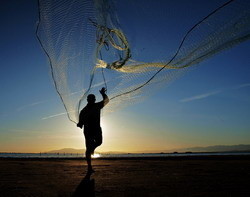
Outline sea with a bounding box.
[0,152,250,159]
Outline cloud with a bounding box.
[180,90,221,103]
[42,112,68,120]
[41,109,77,121]
[17,100,49,111]
[180,82,250,103]
[233,83,250,89]
[1,99,51,119]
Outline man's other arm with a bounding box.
[77,110,84,129]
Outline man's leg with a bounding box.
[85,134,95,172]
[92,134,102,154]
[85,149,93,172]
[92,129,103,153]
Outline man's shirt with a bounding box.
[78,101,104,128]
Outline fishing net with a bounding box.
[36,0,250,123]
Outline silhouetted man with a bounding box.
[77,87,109,172]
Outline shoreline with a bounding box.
[0,154,250,161]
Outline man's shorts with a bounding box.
[84,126,102,150]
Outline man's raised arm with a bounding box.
[99,87,109,106]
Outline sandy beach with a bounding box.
[0,155,250,197]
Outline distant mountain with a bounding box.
[123,144,250,153]
[47,144,250,154]
[47,148,125,154]
[99,151,126,154]
[171,144,250,153]
[47,148,85,154]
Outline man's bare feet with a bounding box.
[87,166,95,174]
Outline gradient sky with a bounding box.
[0,0,250,153]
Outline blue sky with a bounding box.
[0,0,250,153]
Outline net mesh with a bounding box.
[36,0,250,123]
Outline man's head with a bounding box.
[87,94,96,104]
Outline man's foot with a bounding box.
[87,166,95,174]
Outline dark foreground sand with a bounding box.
[0,156,250,197]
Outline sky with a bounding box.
[0,0,250,153]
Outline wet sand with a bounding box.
[0,156,250,197]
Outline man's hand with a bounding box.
[100,87,109,106]
[77,123,82,129]
[99,87,106,95]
